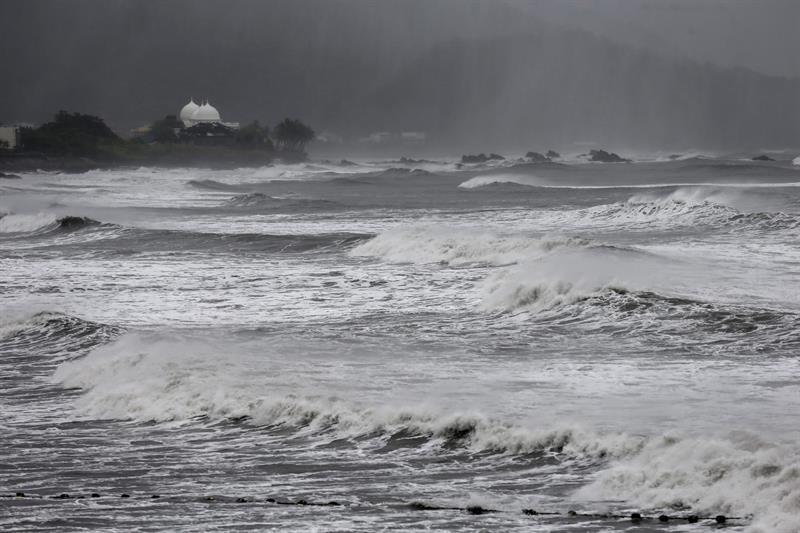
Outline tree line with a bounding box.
[14,111,316,158]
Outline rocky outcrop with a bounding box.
[524,151,549,162]
[588,149,631,163]
[461,153,505,164]
[751,154,774,161]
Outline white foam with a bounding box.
[480,246,659,312]
[349,226,585,266]
[792,156,800,166]
[458,174,535,189]
[0,212,58,233]
[51,332,800,531]
[50,332,643,456]
[575,432,800,533]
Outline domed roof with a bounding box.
[191,102,221,123]
[179,98,200,124]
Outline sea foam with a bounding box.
[349,226,586,266]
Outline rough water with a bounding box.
[2,156,799,532]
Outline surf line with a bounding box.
[4,491,742,525]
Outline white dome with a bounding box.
[179,99,200,126]
[191,102,221,123]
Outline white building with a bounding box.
[0,126,19,150]
[179,98,239,129]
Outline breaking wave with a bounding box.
[576,432,800,533]
[551,188,800,231]
[0,210,368,253]
[458,174,537,189]
[0,213,105,235]
[50,332,644,457]
[50,332,800,532]
[349,226,588,266]
[0,310,121,361]
[186,179,244,191]
[225,192,340,210]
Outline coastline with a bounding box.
[0,149,305,175]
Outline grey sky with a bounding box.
[1,0,797,151]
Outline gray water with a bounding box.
[2,155,800,532]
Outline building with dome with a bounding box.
[179,98,239,130]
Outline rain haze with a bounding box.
[2,2,800,533]
[1,0,799,153]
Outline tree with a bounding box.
[20,111,120,156]
[149,114,183,143]
[272,118,315,152]
[235,120,272,150]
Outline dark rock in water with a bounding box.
[0,172,21,179]
[91,493,101,498]
[546,150,561,159]
[461,154,485,164]
[120,493,130,498]
[715,515,727,524]
[668,154,682,160]
[687,515,699,523]
[658,514,669,522]
[399,156,434,164]
[461,153,505,164]
[339,159,357,166]
[589,149,631,163]
[151,494,160,499]
[380,167,431,177]
[630,512,642,522]
[466,505,487,515]
[525,151,549,162]
[567,510,577,516]
[296,499,308,505]
[408,501,439,511]
[56,493,70,499]
[235,497,247,503]
[522,508,538,515]
[57,216,98,231]
[265,498,276,503]
[752,155,774,161]
[327,501,341,506]
[15,492,25,497]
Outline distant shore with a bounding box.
[0,149,308,175]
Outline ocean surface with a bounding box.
[2,155,800,532]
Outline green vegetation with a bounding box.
[149,114,184,143]
[12,111,315,167]
[235,121,273,150]
[273,118,315,152]
[20,111,122,156]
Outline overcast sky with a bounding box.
[522,0,800,79]
[1,0,797,151]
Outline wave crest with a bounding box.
[350,226,588,266]
[543,188,800,232]
[576,433,800,533]
[0,213,104,235]
[225,192,340,210]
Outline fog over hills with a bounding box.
[1,0,798,152]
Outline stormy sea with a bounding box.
[2,155,799,532]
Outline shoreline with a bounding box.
[0,150,305,175]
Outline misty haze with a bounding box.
[1,1,799,532]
